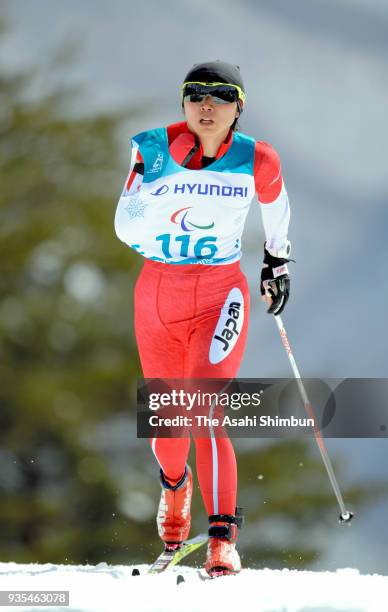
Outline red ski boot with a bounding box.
[205,509,244,577]
[157,465,193,550]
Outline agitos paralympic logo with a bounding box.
[170,207,215,232]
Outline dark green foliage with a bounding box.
[0,49,144,563]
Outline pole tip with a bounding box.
[339,511,354,524]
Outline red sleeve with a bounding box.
[254,142,283,204]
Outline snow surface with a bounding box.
[0,562,387,612]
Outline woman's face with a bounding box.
[183,95,240,138]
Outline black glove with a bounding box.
[260,241,293,315]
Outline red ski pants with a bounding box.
[134,259,250,515]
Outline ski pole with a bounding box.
[273,314,354,524]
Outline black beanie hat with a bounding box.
[183,60,245,102]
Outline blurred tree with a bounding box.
[0,31,146,562]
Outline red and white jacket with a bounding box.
[120,121,290,257]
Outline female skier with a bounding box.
[115,60,292,576]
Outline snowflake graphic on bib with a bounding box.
[125,194,148,220]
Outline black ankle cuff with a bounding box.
[208,507,244,529]
[208,523,238,542]
[160,465,188,491]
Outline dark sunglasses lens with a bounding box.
[189,93,205,102]
[218,87,239,102]
[184,84,239,103]
[184,84,205,98]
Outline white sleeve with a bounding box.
[259,180,291,257]
[114,141,144,245]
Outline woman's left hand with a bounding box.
[260,242,293,316]
[261,277,290,315]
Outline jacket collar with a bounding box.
[167,121,233,168]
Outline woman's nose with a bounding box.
[201,95,214,110]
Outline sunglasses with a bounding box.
[182,81,245,105]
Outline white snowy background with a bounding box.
[1,0,388,610]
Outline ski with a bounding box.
[197,568,238,580]
[148,533,208,574]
